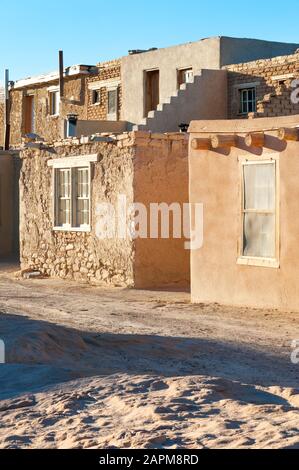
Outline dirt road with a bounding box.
[0,273,299,449]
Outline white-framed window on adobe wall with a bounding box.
[237,155,280,269]
[233,82,259,116]
[177,67,194,88]
[48,86,60,116]
[48,155,99,232]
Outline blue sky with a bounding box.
[1,0,298,82]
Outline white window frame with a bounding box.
[48,155,99,232]
[177,67,194,88]
[239,86,257,115]
[237,155,280,269]
[48,86,60,117]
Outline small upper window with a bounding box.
[178,68,194,88]
[239,87,256,115]
[50,90,60,116]
[92,89,101,105]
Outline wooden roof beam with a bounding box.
[245,132,265,148]
[277,127,299,141]
[211,134,237,149]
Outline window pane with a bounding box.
[58,169,71,198]
[77,199,89,226]
[75,168,90,227]
[244,164,275,211]
[57,169,71,226]
[243,213,275,258]
[240,87,256,114]
[58,198,71,226]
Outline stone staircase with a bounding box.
[132,70,227,133]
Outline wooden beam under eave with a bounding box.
[245,132,265,148]
[277,127,299,141]
[191,138,211,150]
[211,134,237,149]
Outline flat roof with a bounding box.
[13,64,98,89]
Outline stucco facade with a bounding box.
[189,114,299,311]
[121,37,299,127]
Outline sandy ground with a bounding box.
[0,268,299,449]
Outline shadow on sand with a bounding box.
[0,312,297,403]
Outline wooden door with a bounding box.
[24,95,35,134]
[145,70,159,116]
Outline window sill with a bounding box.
[237,256,280,269]
[53,226,91,233]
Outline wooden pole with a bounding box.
[245,132,265,148]
[4,69,10,150]
[277,127,299,141]
[211,134,237,149]
[191,138,211,150]
[59,50,64,99]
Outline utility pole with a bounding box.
[4,69,10,150]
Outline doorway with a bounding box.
[145,70,160,117]
[24,95,35,134]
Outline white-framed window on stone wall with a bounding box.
[88,79,121,118]
[48,155,99,232]
[239,87,256,115]
[48,86,60,116]
[237,156,279,268]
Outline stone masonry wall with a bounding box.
[9,75,91,147]
[19,131,190,289]
[226,51,299,118]
[20,138,135,287]
[86,59,122,121]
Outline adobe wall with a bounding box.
[121,37,299,127]
[133,132,190,289]
[87,59,122,121]
[227,52,299,118]
[19,139,135,286]
[9,75,89,146]
[121,37,222,126]
[189,115,299,311]
[19,131,190,289]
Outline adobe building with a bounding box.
[19,132,189,289]
[189,114,299,311]
[2,36,299,149]
[226,50,299,119]
[122,37,299,131]
[6,64,99,147]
